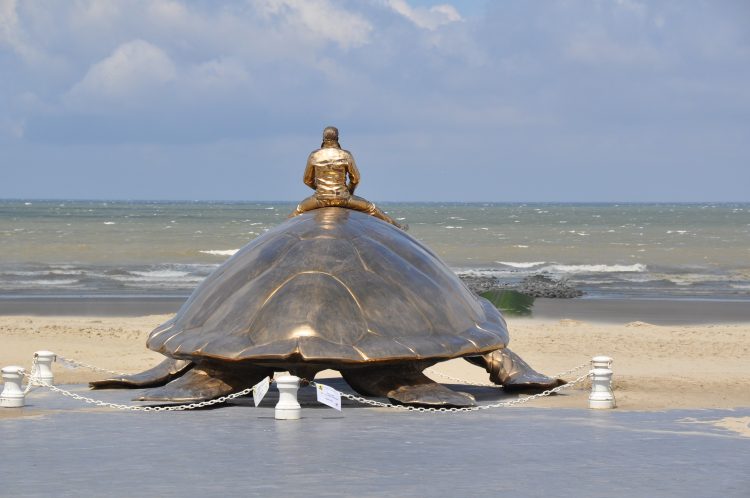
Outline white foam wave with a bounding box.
[495,261,546,268]
[103,221,116,225]
[541,263,648,273]
[200,249,239,256]
[454,269,517,279]
[17,279,79,286]
[540,263,647,274]
[130,270,191,279]
[4,270,85,277]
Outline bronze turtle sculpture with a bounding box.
[92,208,561,407]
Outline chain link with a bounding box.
[56,355,129,377]
[20,370,261,412]
[22,357,38,395]
[426,360,590,387]
[552,361,591,379]
[424,370,499,387]
[18,353,593,414]
[309,371,591,413]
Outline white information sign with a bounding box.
[316,383,342,411]
[253,376,270,407]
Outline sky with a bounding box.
[1,0,749,202]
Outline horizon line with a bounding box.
[2,198,749,205]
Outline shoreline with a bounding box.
[2,295,750,325]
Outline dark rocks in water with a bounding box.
[459,273,584,299]
[458,275,499,294]
[515,274,584,299]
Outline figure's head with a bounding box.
[321,126,340,148]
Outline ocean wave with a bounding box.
[495,261,546,269]
[130,270,191,279]
[454,268,519,279]
[540,263,647,274]
[200,249,239,256]
[13,279,80,286]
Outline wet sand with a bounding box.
[531,297,750,325]
[3,296,750,324]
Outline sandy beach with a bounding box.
[2,312,748,414]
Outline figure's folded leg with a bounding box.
[288,195,324,218]
[347,195,407,230]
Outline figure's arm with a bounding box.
[303,154,316,190]
[347,152,360,195]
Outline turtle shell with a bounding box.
[147,208,509,365]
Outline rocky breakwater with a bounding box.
[459,274,584,299]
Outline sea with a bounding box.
[1,200,749,302]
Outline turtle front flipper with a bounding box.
[89,358,193,389]
[137,363,273,403]
[341,364,476,408]
[466,348,564,392]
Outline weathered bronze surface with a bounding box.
[92,208,560,407]
[289,126,405,230]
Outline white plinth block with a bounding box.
[1,366,26,408]
[275,375,301,420]
[33,351,56,386]
[589,356,616,409]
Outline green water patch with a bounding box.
[480,290,535,316]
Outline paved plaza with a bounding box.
[1,382,748,497]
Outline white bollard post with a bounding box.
[1,366,27,408]
[275,375,301,420]
[589,356,616,409]
[34,351,56,386]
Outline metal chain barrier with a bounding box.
[56,354,129,377]
[553,361,591,379]
[22,358,38,395]
[20,369,260,412]
[424,369,499,388]
[426,360,591,387]
[15,353,593,414]
[309,370,591,413]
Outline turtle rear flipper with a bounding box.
[137,363,273,403]
[342,364,476,408]
[89,358,193,389]
[466,348,564,393]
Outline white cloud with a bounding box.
[65,39,177,111]
[385,0,462,30]
[255,0,372,49]
[0,0,46,64]
[186,57,250,94]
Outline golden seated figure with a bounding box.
[289,126,405,230]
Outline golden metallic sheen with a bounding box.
[289,126,405,230]
[91,131,562,408]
